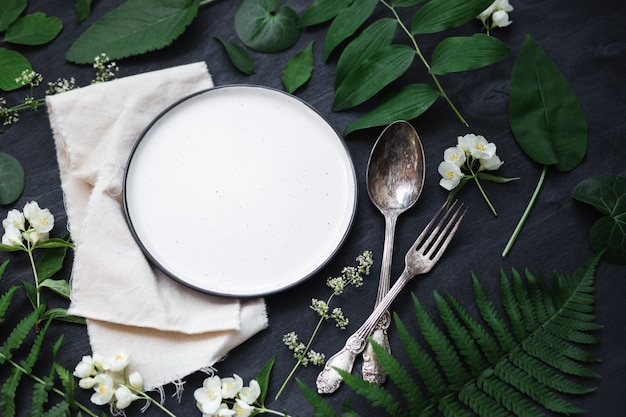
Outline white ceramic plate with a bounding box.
[123,85,357,297]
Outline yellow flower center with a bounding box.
[474,143,486,152]
[445,170,455,180]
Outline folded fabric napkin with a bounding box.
[47,62,268,389]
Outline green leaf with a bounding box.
[0,243,25,253]
[0,285,19,324]
[234,0,301,53]
[297,378,340,417]
[411,0,493,34]
[214,37,255,75]
[36,235,71,283]
[255,356,275,404]
[40,308,85,324]
[335,18,397,89]
[476,172,520,184]
[391,0,430,6]
[430,33,510,75]
[0,152,26,205]
[0,0,26,31]
[39,280,71,299]
[75,0,93,23]
[33,238,75,250]
[322,0,378,62]
[333,44,415,111]
[344,83,440,135]
[509,34,588,172]
[0,48,32,91]
[4,13,62,45]
[298,0,348,27]
[66,0,199,64]
[572,174,626,264]
[282,41,314,93]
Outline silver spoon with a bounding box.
[362,120,425,384]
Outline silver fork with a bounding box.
[316,201,466,394]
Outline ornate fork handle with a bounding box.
[316,267,415,394]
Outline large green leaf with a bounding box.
[430,33,509,75]
[298,0,348,27]
[411,0,493,35]
[0,152,25,205]
[66,0,199,64]
[344,83,440,135]
[509,34,587,172]
[332,44,415,111]
[0,0,26,31]
[335,18,397,89]
[572,174,626,264]
[234,0,301,53]
[282,41,314,94]
[322,0,378,62]
[0,48,32,91]
[4,13,62,45]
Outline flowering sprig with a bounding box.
[478,0,514,35]
[0,54,118,127]
[276,251,373,399]
[0,201,74,317]
[438,134,518,216]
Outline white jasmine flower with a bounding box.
[478,0,513,29]
[2,225,23,247]
[438,161,463,191]
[216,403,237,417]
[3,209,25,231]
[221,374,244,399]
[238,379,261,405]
[22,229,48,246]
[73,355,97,378]
[78,377,97,389]
[101,351,130,372]
[463,134,496,160]
[195,375,223,414]
[491,9,512,28]
[128,371,143,391]
[114,385,138,409]
[479,154,504,171]
[233,399,255,417]
[444,146,466,167]
[23,201,54,234]
[90,373,115,405]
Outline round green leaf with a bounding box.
[66,0,199,64]
[509,35,588,172]
[0,0,27,31]
[430,33,510,75]
[572,174,626,264]
[0,48,32,91]
[4,13,62,45]
[234,0,301,53]
[0,152,26,205]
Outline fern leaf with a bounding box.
[394,313,447,400]
[521,336,599,378]
[445,290,502,364]
[339,368,408,417]
[500,269,528,341]
[438,394,472,417]
[31,380,52,417]
[297,379,340,417]
[0,308,38,364]
[0,285,19,323]
[0,259,8,277]
[472,273,516,352]
[524,270,554,325]
[54,363,75,402]
[542,319,599,344]
[435,291,485,377]
[538,331,599,363]
[41,401,70,417]
[477,373,543,417]
[369,338,427,414]
[1,366,22,417]
[494,358,583,414]
[23,320,50,374]
[459,382,510,417]
[412,294,466,391]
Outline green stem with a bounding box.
[467,163,497,216]
[256,406,291,416]
[130,386,178,417]
[1,353,100,417]
[502,165,548,257]
[26,246,41,310]
[381,0,468,126]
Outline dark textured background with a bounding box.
[1,0,625,415]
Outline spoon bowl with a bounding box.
[362,120,425,383]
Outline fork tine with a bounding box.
[408,200,450,252]
[424,202,466,263]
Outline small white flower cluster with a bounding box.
[92,53,119,84]
[15,69,43,87]
[46,77,77,95]
[283,331,326,366]
[73,351,144,411]
[478,0,513,30]
[194,374,261,417]
[2,201,54,247]
[438,133,504,191]
[0,97,19,125]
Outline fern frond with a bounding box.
[1,366,22,417]
[521,336,599,378]
[339,368,408,417]
[500,269,528,342]
[31,380,52,417]
[444,290,502,364]
[394,313,447,400]
[537,330,599,363]
[297,379,341,417]
[0,259,8,277]
[0,307,38,364]
[471,273,516,352]
[438,394,472,417]
[0,285,19,323]
[524,270,555,324]
[41,400,70,417]
[369,337,426,414]
[459,382,510,417]
[477,374,543,417]
[412,294,466,391]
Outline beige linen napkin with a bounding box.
[47,62,268,389]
